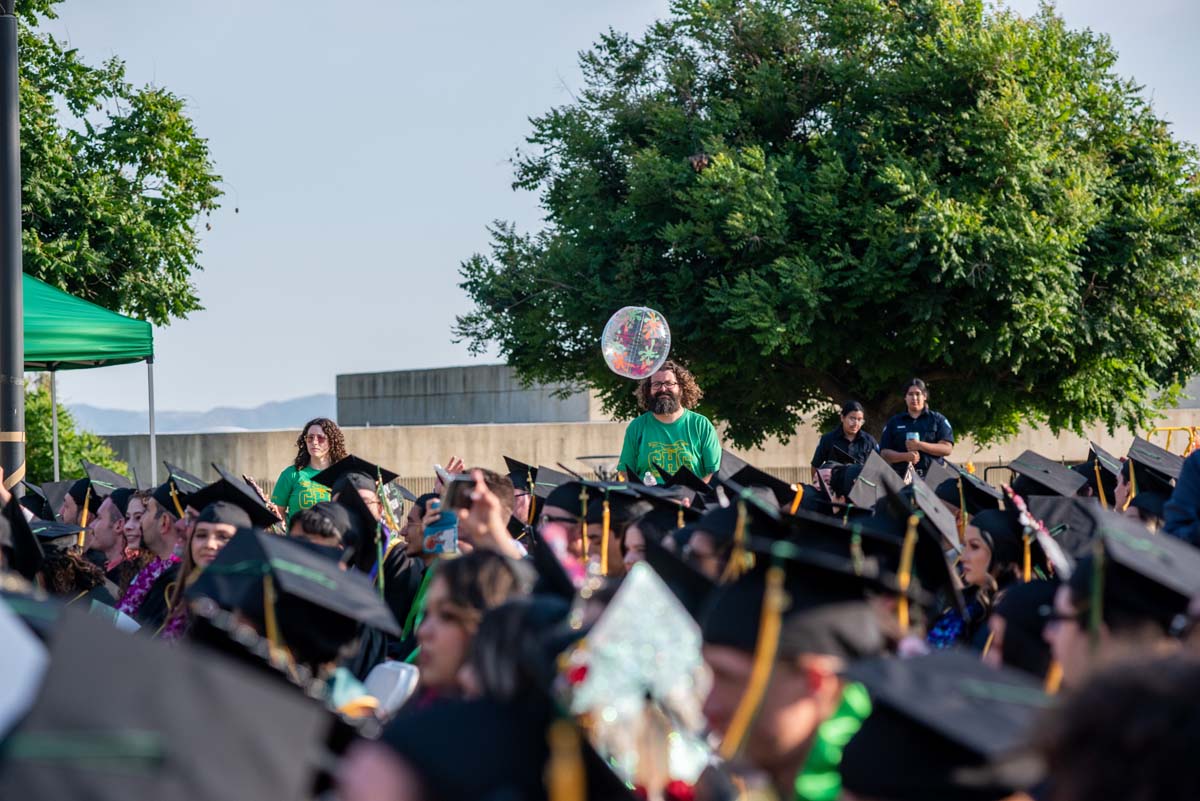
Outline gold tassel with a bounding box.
[1122,463,1138,511]
[77,486,92,549]
[956,477,968,545]
[545,719,586,801]
[1044,661,1063,695]
[1022,534,1032,583]
[168,480,185,519]
[527,468,537,528]
[1094,462,1108,509]
[789,484,803,515]
[981,629,996,658]
[1089,538,1105,654]
[600,498,611,576]
[719,499,750,584]
[263,572,282,654]
[579,486,589,560]
[719,563,787,761]
[676,505,685,529]
[896,514,919,632]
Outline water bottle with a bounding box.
[643,471,657,486]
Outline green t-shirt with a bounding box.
[270,465,331,524]
[794,682,872,801]
[618,410,721,482]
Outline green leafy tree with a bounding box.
[456,0,1200,446]
[18,0,222,324]
[24,377,128,485]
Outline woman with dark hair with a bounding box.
[927,508,1025,650]
[879,378,954,477]
[414,550,530,698]
[810,401,879,477]
[270,417,348,525]
[618,359,721,483]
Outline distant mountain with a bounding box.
[70,394,337,435]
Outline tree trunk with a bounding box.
[861,395,896,441]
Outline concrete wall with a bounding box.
[105,408,1200,491]
[336,365,609,426]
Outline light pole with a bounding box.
[0,0,23,495]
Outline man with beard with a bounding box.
[618,359,721,484]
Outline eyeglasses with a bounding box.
[650,381,679,390]
[305,434,328,443]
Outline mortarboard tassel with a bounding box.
[579,486,590,561]
[600,497,611,576]
[896,514,920,632]
[981,628,996,659]
[719,561,787,761]
[719,499,751,584]
[77,486,92,549]
[1089,537,1105,653]
[527,468,537,528]
[676,504,685,529]
[956,477,968,545]
[1122,462,1138,512]
[263,572,283,655]
[789,484,803,515]
[377,468,400,534]
[1094,461,1108,509]
[168,480,186,519]
[376,521,385,598]
[545,719,586,801]
[1044,661,1063,695]
[1022,533,1032,583]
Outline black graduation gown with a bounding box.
[134,562,180,631]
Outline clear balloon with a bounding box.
[601,306,671,380]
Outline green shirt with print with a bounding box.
[618,409,721,482]
[270,464,331,524]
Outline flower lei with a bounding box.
[116,554,180,617]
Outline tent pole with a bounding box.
[147,358,157,486]
[50,370,59,481]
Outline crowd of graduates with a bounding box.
[1,405,1199,801]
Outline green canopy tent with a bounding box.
[23,273,157,484]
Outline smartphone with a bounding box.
[905,432,921,441]
[422,498,458,554]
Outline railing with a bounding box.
[1144,427,1199,456]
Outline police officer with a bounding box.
[879,378,954,477]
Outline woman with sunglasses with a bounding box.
[269,417,348,526]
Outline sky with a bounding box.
[35,0,1200,413]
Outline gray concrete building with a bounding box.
[336,364,613,426]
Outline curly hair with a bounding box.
[293,417,347,470]
[635,359,703,411]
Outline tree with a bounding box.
[456,0,1200,447]
[24,377,128,485]
[18,0,222,324]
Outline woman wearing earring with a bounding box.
[270,417,348,526]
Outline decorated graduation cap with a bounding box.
[1067,506,1200,636]
[187,464,281,529]
[187,529,400,669]
[841,650,1048,801]
[1008,450,1086,498]
[0,607,340,801]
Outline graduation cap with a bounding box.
[186,464,281,529]
[310,455,401,493]
[844,450,903,510]
[841,650,1048,801]
[81,460,133,500]
[1025,496,1100,559]
[643,534,716,621]
[1124,436,1183,500]
[621,483,703,531]
[723,463,797,508]
[162,461,206,505]
[924,459,960,503]
[29,519,88,551]
[1073,442,1122,507]
[954,466,1005,515]
[0,607,339,801]
[532,465,576,501]
[187,529,400,669]
[829,445,857,465]
[1067,506,1200,634]
[18,480,70,522]
[714,449,749,482]
[652,462,715,498]
[700,537,885,663]
[2,497,44,581]
[1008,450,1087,497]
